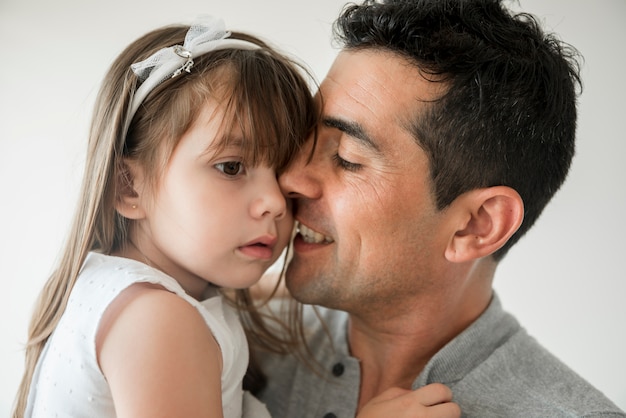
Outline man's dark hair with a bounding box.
[334,0,583,260]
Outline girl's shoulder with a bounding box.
[97,280,220,364]
[78,252,181,292]
[96,280,225,417]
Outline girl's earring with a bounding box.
[132,205,137,209]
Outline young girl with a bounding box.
[13,15,459,418]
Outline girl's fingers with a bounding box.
[413,383,454,406]
[358,384,460,418]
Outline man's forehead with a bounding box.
[319,49,438,139]
[322,50,439,107]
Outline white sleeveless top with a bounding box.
[25,252,269,418]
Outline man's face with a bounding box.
[280,50,452,314]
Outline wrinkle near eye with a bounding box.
[345,172,388,210]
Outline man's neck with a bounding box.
[347,263,494,411]
[348,314,439,408]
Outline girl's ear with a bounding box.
[445,186,524,263]
[115,159,146,220]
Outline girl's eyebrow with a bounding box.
[322,116,380,153]
[200,135,245,156]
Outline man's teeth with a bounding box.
[298,224,333,244]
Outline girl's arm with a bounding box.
[357,384,461,418]
[97,283,223,418]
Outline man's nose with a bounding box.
[279,137,321,200]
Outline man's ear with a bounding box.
[445,186,524,263]
[115,158,146,220]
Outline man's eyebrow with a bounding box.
[322,116,380,152]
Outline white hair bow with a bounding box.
[125,15,260,131]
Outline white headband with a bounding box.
[124,15,260,137]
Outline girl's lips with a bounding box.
[238,235,277,260]
[238,243,274,260]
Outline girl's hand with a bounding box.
[357,383,460,418]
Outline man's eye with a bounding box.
[216,161,245,176]
[332,153,362,172]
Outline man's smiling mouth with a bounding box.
[298,223,334,244]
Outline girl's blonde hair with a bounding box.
[13,24,317,417]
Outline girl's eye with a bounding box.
[332,153,362,172]
[216,161,245,176]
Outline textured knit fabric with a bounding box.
[257,294,625,418]
[25,252,269,418]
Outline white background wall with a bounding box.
[1,0,624,414]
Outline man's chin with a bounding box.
[285,266,320,302]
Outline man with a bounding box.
[255,0,625,416]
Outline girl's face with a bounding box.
[127,100,293,300]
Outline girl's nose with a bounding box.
[251,174,287,220]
